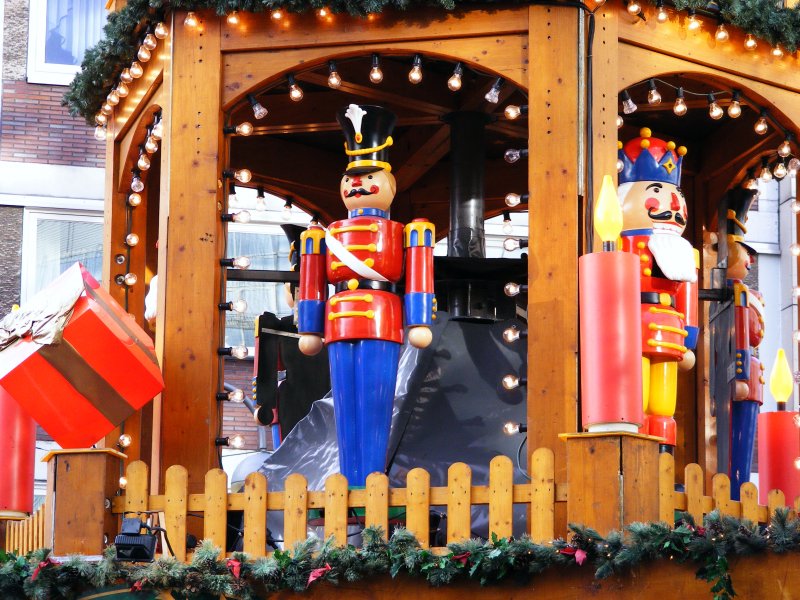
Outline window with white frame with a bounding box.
[27,1,106,85]
[21,209,103,303]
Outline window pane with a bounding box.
[34,219,103,294]
[45,0,105,66]
[225,232,294,348]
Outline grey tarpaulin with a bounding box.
[233,310,528,544]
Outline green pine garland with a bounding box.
[64,0,800,125]
[3,509,800,599]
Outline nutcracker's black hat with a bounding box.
[281,224,304,271]
[725,188,758,256]
[336,104,396,175]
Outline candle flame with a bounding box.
[594,175,623,244]
[769,348,793,406]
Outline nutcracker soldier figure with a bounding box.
[723,189,764,498]
[618,127,698,453]
[297,104,435,486]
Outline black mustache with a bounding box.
[648,209,676,221]
[346,188,373,197]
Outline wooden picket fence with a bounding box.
[5,505,45,555]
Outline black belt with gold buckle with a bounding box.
[641,292,675,308]
[335,280,397,293]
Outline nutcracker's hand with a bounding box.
[735,381,749,400]
[678,349,695,371]
[407,326,432,349]
[299,334,324,356]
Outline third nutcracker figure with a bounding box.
[618,127,698,453]
[297,104,435,486]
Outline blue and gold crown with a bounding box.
[618,127,687,186]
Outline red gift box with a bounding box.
[0,263,164,447]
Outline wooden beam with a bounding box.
[220,7,529,53]
[222,36,528,108]
[157,10,224,493]
[527,5,580,538]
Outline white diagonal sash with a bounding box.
[324,228,388,282]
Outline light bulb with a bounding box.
[154,22,169,39]
[288,76,304,101]
[408,55,423,84]
[503,326,521,343]
[626,0,641,15]
[227,388,245,402]
[647,80,661,105]
[504,282,521,297]
[327,62,342,89]
[234,169,252,183]
[502,374,520,390]
[502,219,514,236]
[95,113,107,126]
[755,116,768,135]
[235,122,253,136]
[137,45,151,63]
[657,6,668,23]
[774,161,788,179]
[137,153,151,170]
[616,115,623,129]
[504,105,522,120]
[131,176,145,193]
[778,139,792,157]
[621,90,637,115]
[503,421,521,435]
[120,68,133,83]
[318,7,329,17]
[505,193,522,207]
[118,433,132,448]
[744,175,757,190]
[788,158,800,175]
[248,94,268,120]
[125,233,140,247]
[119,476,128,489]
[503,238,521,252]
[282,202,293,221]
[232,256,251,269]
[232,210,251,224]
[231,346,249,360]
[617,158,625,173]
[143,33,158,50]
[761,165,773,182]
[673,93,688,116]
[772,45,784,58]
[255,194,267,211]
[228,434,246,449]
[369,66,383,84]
[101,102,113,115]
[94,126,106,141]
[744,34,757,50]
[793,330,800,342]
[227,11,240,25]
[107,89,120,105]
[794,413,800,427]
[184,11,199,27]
[687,11,701,31]
[792,200,800,213]
[448,64,463,91]
[793,243,800,256]
[231,299,248,313]
[145,136,159,154]
[794,457,800,470]
[504,148,527,164]
[116,82,129,97]
[707,94,723,120]
[485,78,503,104]
[271,9,283,20]
[128,192,142,207]
[715,23,729,42]
[728,100,742,119]
[151,120,163,140]
[123,273,138,286]
[130,61,144,78]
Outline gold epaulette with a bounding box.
[733,281,749,307]
[693,248,700,269]
[300,227,325,254]
[404,220,435,248]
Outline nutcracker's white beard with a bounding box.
[648,229,697,283]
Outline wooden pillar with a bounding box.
[157,10,224,492]
[42,449,125,556]
[565,433,660,534]
[526,6,581,535]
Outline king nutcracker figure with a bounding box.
[297,104,435,486]
[723,189,764,497]
[618,127,699,453]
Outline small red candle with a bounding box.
[0,386,36,516]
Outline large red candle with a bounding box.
[0,386,36,517]
[757,410,800,505]
[579,251,643,432]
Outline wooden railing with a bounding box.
[5,505,45,555]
